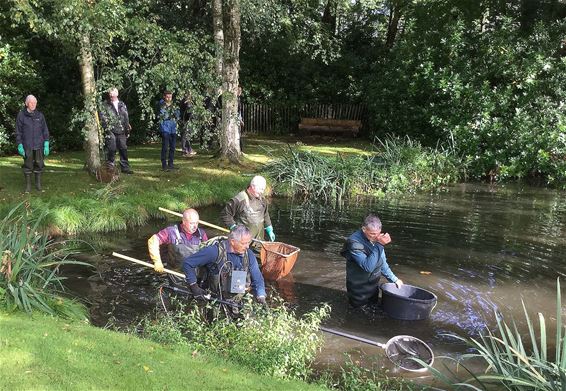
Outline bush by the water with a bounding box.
[0,204,89,319]
[265,135,461,202]
[142,297,330,380]
[366,4,566,185]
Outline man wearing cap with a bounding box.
[15,94,50,192]
[220,175,275,241]
[99,87,133,174]
[158,90,181,171]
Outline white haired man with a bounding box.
[182,224,266,304]
[99,88,133,174]
[220,175,275,241]
[15,95,50,192]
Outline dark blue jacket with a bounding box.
[341,229,398,307]
[15,109,49,150]
[158,99,180,134]
[182,241,266,298]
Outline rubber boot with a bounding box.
[34,173,42,191]
[24,174,32,193]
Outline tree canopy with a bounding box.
[1,0,565,182]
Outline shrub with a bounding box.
[142,296,330,380]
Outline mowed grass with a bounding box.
[0,135,372,234]
[0,312,326,391]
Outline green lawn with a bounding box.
[0,312,326,391]
[0,135,372,234]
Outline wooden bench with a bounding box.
[298,118,361,137]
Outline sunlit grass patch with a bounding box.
[48,205,85,235]
[0,136,375,233]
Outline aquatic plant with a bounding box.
[142,296,330,380]
[315,356,415,391]
[265,135,461,202]
[425,278,566,390]
[0,203,89,319]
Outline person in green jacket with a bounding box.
[220,175,275,241]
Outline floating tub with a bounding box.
[380,283,437,320]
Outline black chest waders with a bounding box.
[236,191,265,240]
[166,226,203,285]
[206,240,251,319]
[341,239,384,308]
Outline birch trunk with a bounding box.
[220,0,241,162]
[79,33,101,174]
[212,0,224,99]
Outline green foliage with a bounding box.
[0,203,89,319]
[427,279,566,390]
[366,1,566,184]
[265,135,461,202]
[318,356,414,391]
[143,297,331,380]
[0,36,44,154]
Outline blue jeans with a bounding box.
[161,132,176,168]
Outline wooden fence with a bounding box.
[242,103,367,134]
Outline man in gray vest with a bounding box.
[148,208,208,273]
[220,175,275,241]
[341,213,403,308]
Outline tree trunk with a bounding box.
[79,33,101,175]
[220,0,241,162]
[212,0,224,99]
[385,0,403,49]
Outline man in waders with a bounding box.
[220,175,275,241]
[182,225,266,305]
[148,208,208,279]
[341,213,403,308]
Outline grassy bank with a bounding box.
[0,311,325,391]
[0,136,372,234]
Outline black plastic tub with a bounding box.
[380,283,437,320]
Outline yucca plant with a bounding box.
[425,278,566,390]
[0,203,90,319]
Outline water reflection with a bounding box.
[68,183,566,377]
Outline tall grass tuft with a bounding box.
[0,203,89,319]
[265,135,462,202]
[425,278,566,390]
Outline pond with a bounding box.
[65,183,566,382]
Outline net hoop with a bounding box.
[384,335,434,372]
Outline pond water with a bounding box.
[65,183,566,382]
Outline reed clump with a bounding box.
[0,203,89,319]
[265,135,461,202]
[426,278,566,390]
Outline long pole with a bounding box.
[319,326,386,349]
[158,206,265,244]
[112,252,185,278]
[158,207,230,233]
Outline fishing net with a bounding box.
[259,242,300,280]
[384,335,434,372]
